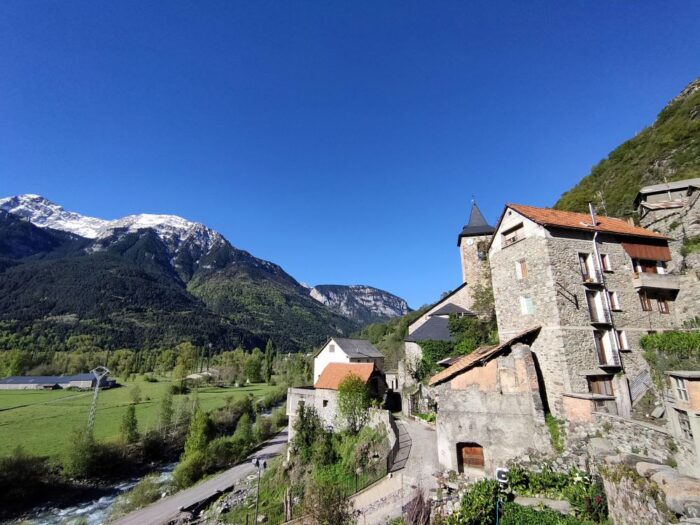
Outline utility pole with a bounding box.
[85,366,110,438]
[252,457,267,523]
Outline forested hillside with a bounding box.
[555,77,700,217]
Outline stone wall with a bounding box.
[601,456,700,524]
[640,192,700,326]
[286,387,339,441]
[459,233,492,289]
[433,344,551,473]
[566,412,698,477]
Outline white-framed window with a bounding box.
[608,291,621,310]
[520,296,535,315]
[515,259,528,279]
[677,409,693,440]
[675,377,689,402]
[600,254,612,272]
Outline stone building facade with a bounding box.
[636,178,700,326]
[489,204,679,417]
[429,328,551,473]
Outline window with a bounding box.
[329,344,335,353]
[588,376,614,396]
[608,291,621,310]
[579,253,592,281]
[639,291,652,311]
[658,298,670,314]
[675,377,689,402]
[600,254,612,272]
[677,410,693,440]
[502,223,524,247]
[515,259,528,279]
[322,399,328,408]
[520,296,535,315]
[615,330,629,350]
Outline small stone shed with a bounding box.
[429,326,552,474]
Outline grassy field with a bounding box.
[0,378,276,459]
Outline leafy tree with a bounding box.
[337,373,370,434]
[120,404,139,444]
[233,412,253,443]
[292,403,323,462]
[129,384,142,405]
[303,471,354,525]
[244,348,263,383]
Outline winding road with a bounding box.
[110,428,288,525]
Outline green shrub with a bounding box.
[500,502,595,524]
[641,331,700,382]
[171,450,207,489]
[446,479,501,525]
[681,235,700,257]
[545,414,564,453]
[110,474,162,518]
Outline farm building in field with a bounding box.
[0,373,114,390]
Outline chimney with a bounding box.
[588,203,598,226]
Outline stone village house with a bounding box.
[287,338,388,442]
[489,204,678,420]
[428,327,551,473]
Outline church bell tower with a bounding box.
[458,201,495,286]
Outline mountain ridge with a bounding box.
[555,76,700,217]
[0,195,409,352]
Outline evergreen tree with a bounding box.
[120,404,139,444]
[158,390,174,432]
[264,339,276,384]
[233,412,253,443]
[182,409,214,459]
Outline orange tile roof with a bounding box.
[429,326,541,386]
[507,204,667,240]
[314,363,375,390]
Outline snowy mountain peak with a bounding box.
[98,213,223,253]
[0,194,108,238]
[0,194,225,257]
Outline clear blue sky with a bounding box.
[1,1,698,308]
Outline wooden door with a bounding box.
[457,443,484,472]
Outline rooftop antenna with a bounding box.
[85,365,110,437]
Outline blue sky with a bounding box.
[1,1,699,308]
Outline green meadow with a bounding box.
[0,378,276,460]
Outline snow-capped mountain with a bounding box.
[310,284,411,324]
[0,194,228,277]
[0,194,411,351]
[0,194,108,238]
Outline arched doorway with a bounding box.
[457,442,484,472]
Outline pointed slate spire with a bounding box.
[457,200,495,245]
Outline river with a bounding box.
[18,464,176,525]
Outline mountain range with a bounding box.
[0,195,410,353]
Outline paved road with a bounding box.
[353,416,440,525]
[111,428,288,525]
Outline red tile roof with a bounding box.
[429,326,541,386]
[314,363,375,390]
[507,204,667,240]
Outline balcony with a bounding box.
[632,272,680,292]
[582,269,604,286]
